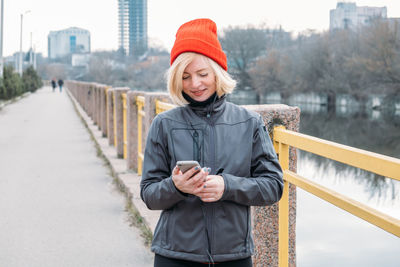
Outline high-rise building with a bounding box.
[330,2,387,30]
[118,0,148,57]
[48,27,90,59]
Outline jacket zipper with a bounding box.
[207,112,216,256]
[193,130,199,162]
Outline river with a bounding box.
[229,96,400,266]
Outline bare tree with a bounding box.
[220,26,268,90]
[86,52,114,85]
[359,19,400,85]
[250,49,285,96]
[126,55,169,91]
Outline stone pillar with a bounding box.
[99,86,108,137]
[91,84,96,122]
[81,83,87,113]
[83,83,88,113]
[245,104,300,267]
[114,88,129,158]
[87,84,95,120]
[82,83,87,113]
[91,83,97,121]
[143,92,171,142]
[126,91,145,171]
[94,84,100,126]
[107,89,115,146]
[95,84,106,131]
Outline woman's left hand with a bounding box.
[195,175,224,202]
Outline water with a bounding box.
[229,96,400,266]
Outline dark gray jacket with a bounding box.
[140,97,283,263]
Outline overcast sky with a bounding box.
[4,0,400,57]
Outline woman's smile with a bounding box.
[182,55,216,102]
[191,88,207,96]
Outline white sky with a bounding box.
[4,0,400,57]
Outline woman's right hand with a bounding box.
[172,165,209,195]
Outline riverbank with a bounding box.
[228,90,400,114]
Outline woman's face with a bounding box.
[182,55,216,102]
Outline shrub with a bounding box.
[22,66,43,92]
[0,65,43,100]
[0,65,23,100]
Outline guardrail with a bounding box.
[274,125,400,267]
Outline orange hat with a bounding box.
[170,18,227,71]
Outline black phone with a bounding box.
[176,160,200,174]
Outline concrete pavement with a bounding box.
[0,87,154,267]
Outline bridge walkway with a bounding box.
[0,87,153,267]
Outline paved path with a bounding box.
[0,88,153,267]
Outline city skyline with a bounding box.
[4,0,400,57]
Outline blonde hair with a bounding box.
[167,52,236,106]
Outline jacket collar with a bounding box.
[185,94,226,119]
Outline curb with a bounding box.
[66,88,161,242]
[0,92,32,109]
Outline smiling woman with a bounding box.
[140,18,284,267]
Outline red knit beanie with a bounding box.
[170,18,227,71]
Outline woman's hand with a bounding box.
[195,175,225,202]
[172,166,209,195]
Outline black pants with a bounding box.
[154,254,252,267]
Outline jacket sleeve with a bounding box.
[140,116,187,210]
[220,116,284,206]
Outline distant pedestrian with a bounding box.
[51,79,57,92]
[58,79,64,93]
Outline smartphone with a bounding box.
[176,160,200,174]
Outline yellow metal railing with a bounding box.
[274,125,400,267]
[136,96,145,175]
[122,93,127,159]
[156,100,176,114]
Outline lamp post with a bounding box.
[0,0,4,78]
[18,10,30,76]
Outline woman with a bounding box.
[140,18,283,267]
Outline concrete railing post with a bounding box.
[83,83,88,113]
[89,84,93,119]
[107,89,115,146]
[114,88,129,158]
[99,85,108,137]
[94,84,100,126]
[143,92,171,142]
[87,84,94,120]
[126,91,145,171]
[245,104,300,267]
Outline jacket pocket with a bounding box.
[153,210,171,248]
[168,196,206,253]
[171,128,204,165]
[213,202,249,255]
